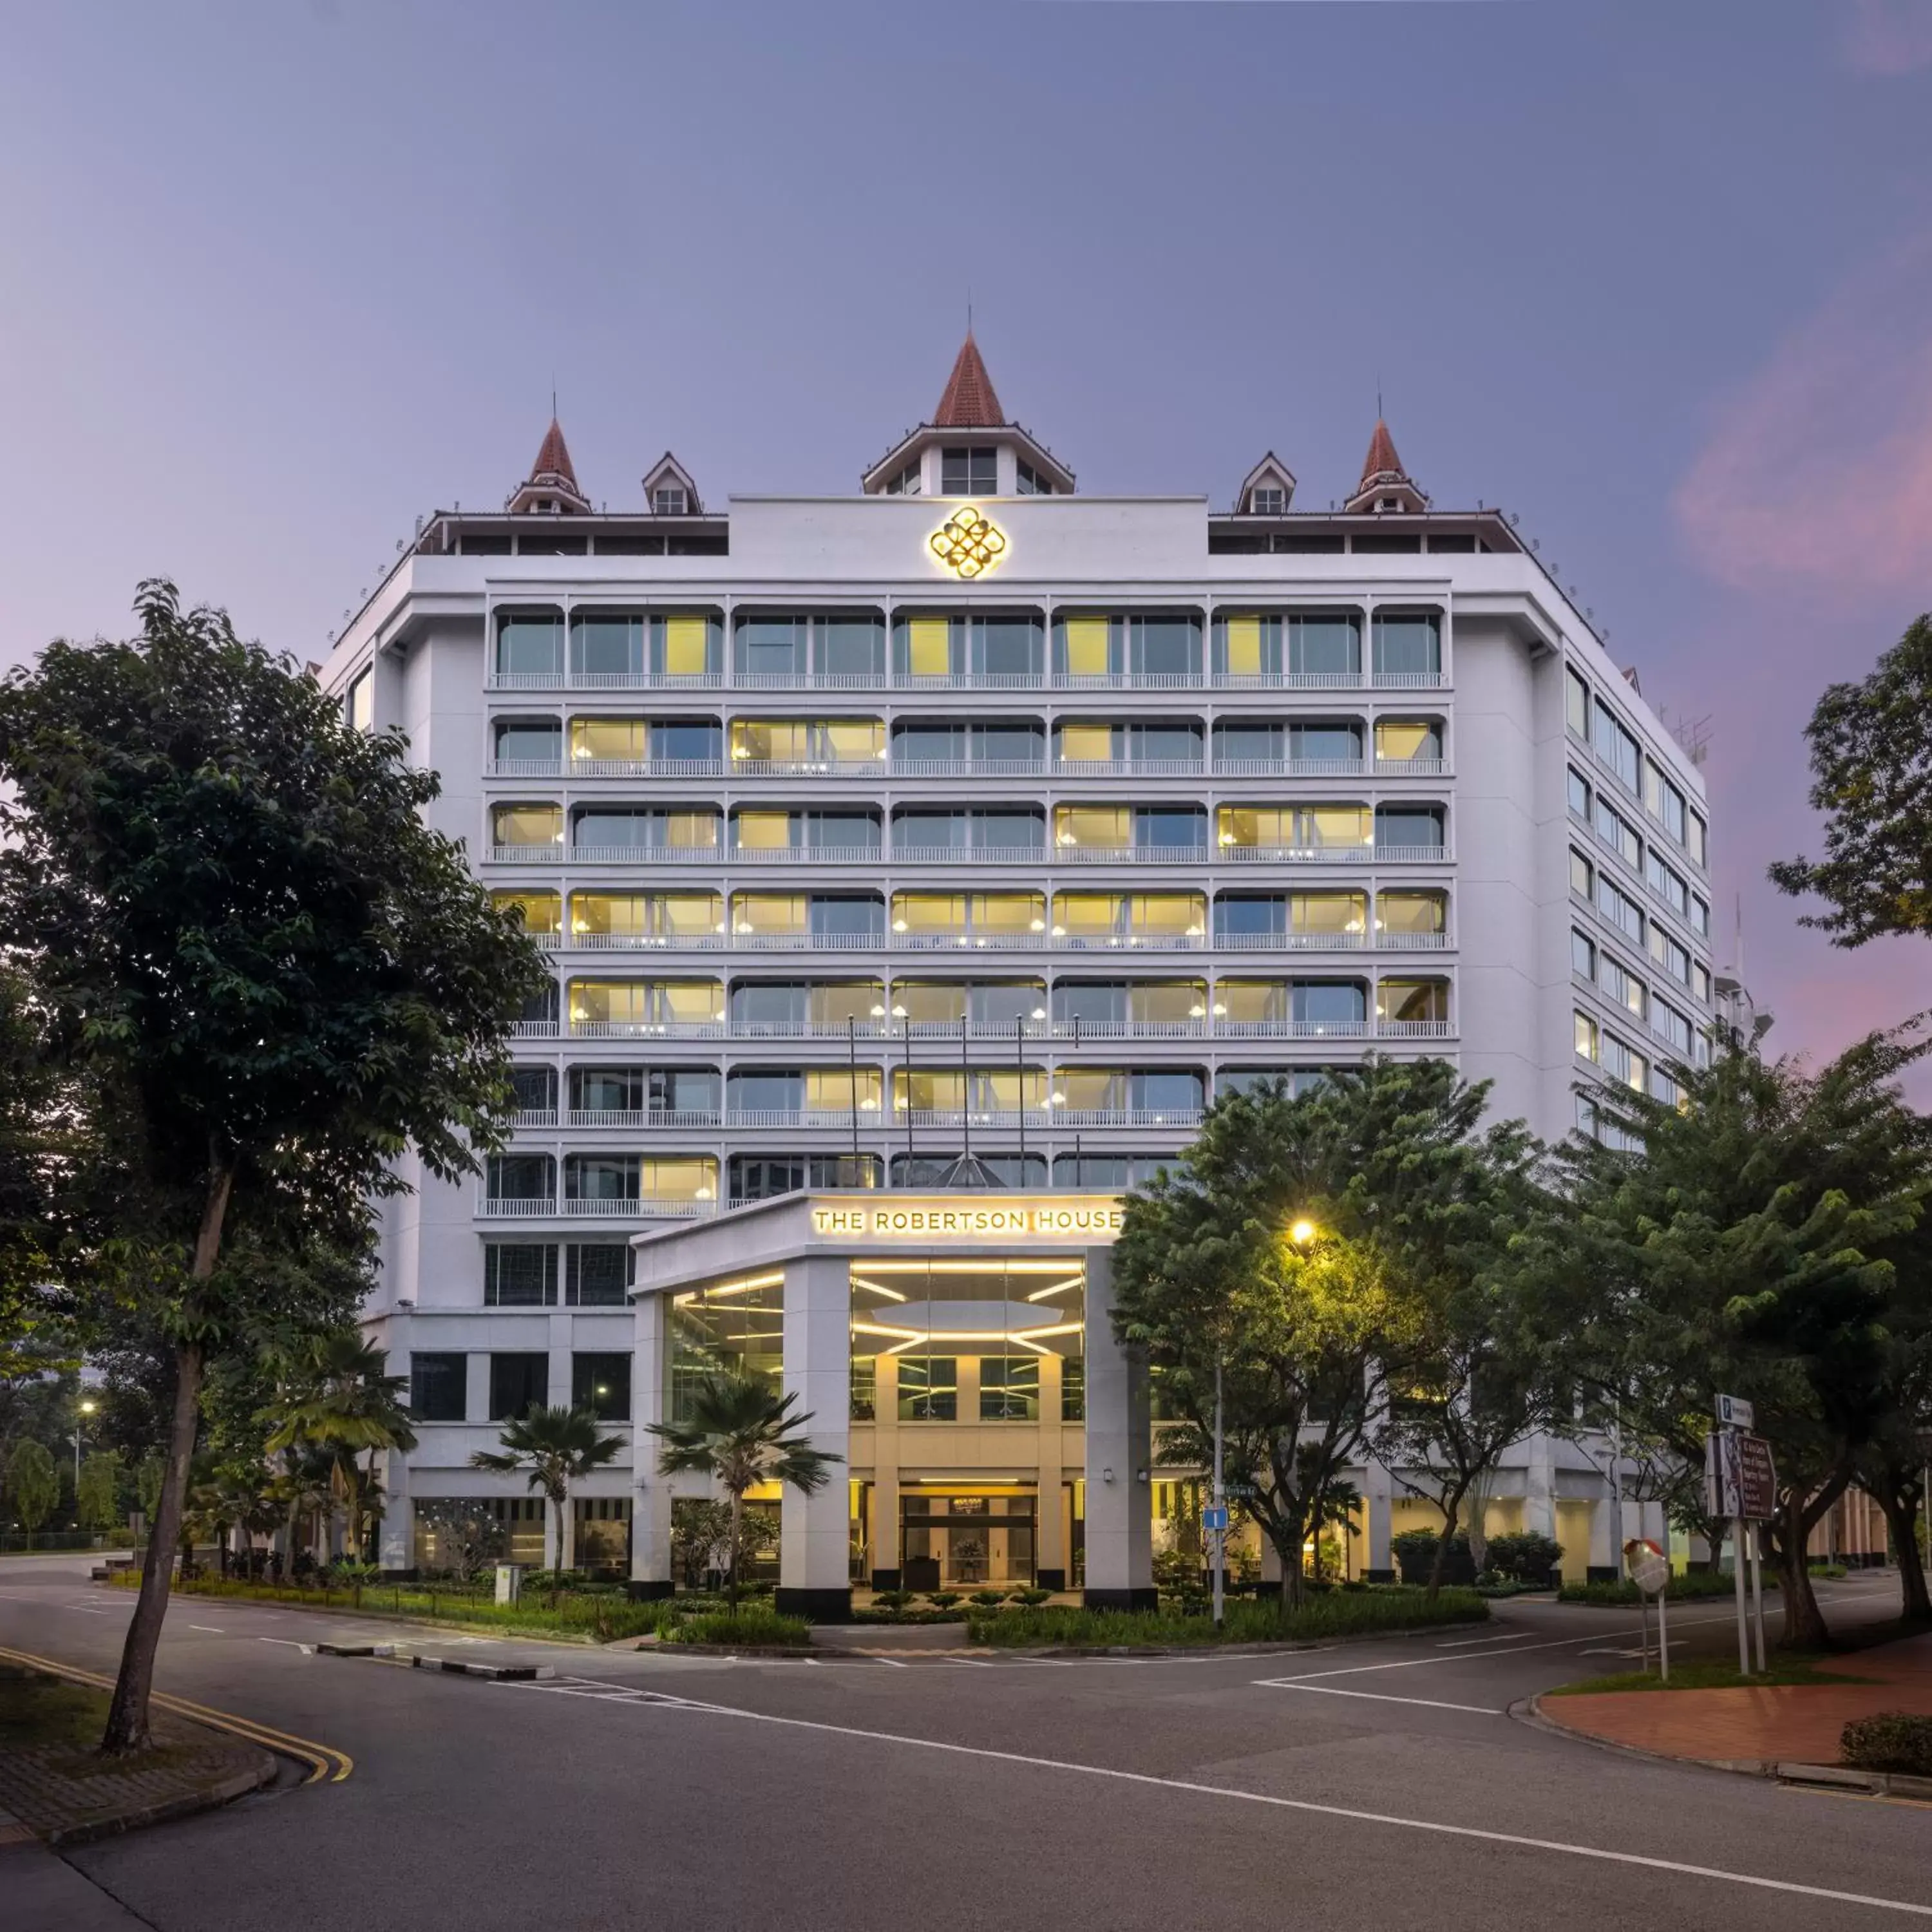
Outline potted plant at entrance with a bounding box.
[647,1371,842,1611]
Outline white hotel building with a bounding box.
[323,338,1715,1611]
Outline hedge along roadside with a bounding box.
[967,1586,1488,1649]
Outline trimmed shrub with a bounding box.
[661,1606,812,1648]
[1841,1712,1932,1777]
[1485,1531,1563,1587]
[969,1586,1486,1649]
[1557,1569,1764,1605]
[1390,1529,1475,1587]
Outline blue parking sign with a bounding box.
[1202,1506,1229,1531]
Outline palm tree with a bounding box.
[265,1443,335,1580]
[470,1406,625,1589]
[265,1331,417,1566]
[647,1372,842,1607]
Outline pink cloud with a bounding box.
[1843,0,1932,75]
[1674,239,1932,592]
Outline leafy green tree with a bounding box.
[1770,614,1932,943]
[1112,1061,1524,1609]
[6,1438,59,1547]
[1558,1022,1931,1649]
[412,1498,507,1582]
[0,580,545,1751]
[263,1329,417,1565]
[473,1406,627,1593]
[648,1374,842,1607]
[77,1449,122,1535]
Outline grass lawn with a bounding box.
[1547,1656,1875,1697]
[0,1669,200,1776]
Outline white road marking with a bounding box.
[1434,1630,1539,1649]
[258,1637,312,1651]
[509,1687,1932,1918]
[188,1624,225,1633]
[1266,1683,1503,1714]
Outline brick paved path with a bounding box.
[1544,1631,1932,1766]
[0,1709,269,1842]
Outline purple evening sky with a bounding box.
[3,0,1929,1077]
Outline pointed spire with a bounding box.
[1345,417,1428,514]
[933,332,1005,428]
[531,417,579,491]
[509,413,589,515]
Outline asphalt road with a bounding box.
[3,1555,1927,1931]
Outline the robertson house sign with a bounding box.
[810,1202,1125,1240]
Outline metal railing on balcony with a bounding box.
[1211,671,1365,691]
[486,757,567,777]
[1212,756,1366,777]
[489,844,566,864]
[1053,671,1201,691]
[730,670,886,690]
[564,1108,722,1130]
[893,844,1048,866]
[1045,1107,1207,1128]
[476,1196,558,1217]
[1376,1019,1456,1039]
[1370,671,1446,690]
[565,844,723,865]
[898,670,1046,691]
[1217,842,1452,866]
[564,931,726,950]
[1051,844,1212,866]
[889,756,1048,778]
[726,1107,889,1130]
[567,1019,728,1039]
[727,844,884,866]
[1374,757,1449,777]
[513,1109,559,1128]
[1052,757,1206,777]
[558,1196,717,1218]
[728,757,889,777]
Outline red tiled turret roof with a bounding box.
[1359,418,1405,491]
[934,333,1005,428]
[530,416,579,488]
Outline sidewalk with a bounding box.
[1539,1630,1932,1770]
[0,1665,274,1847]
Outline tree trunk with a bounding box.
[1425,1487,1468,1601]
[728,1488,743,1611]
[101,1161,232,1755]
[551,1490,567,1605]
[1876,1483,1931,1621]
[1772,1473,1848,1653]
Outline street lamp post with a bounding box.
[73,1397,95,1513]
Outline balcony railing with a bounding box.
[1045,1107,1207,1128]
[563,1108,722,1129]
[567,844,724,866]
[1053,757,1206,777]
[484,665,1450,696]
[473,1193,713,1220]
[1218,842,1452,866]
[476,1196,558,1217]
[489,843,565,864]
[728,757,890,777]
[1376,1019,1456,1039]
[893,844,1049,866]
[890,756,1048,778]
[484,758,730,779]
[724,844,884,866]
[726,1107,889,1130]
[513,1108,558,1128]
[1051,844,1213,866]
[567,1019,727,1039]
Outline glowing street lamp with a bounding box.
[1289,1218,1319,1247]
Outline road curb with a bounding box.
[1518,1694,1932,1803]
[312,1642,554,1681]
[38,1752,278,1848]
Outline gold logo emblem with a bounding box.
[929,506,1007,580]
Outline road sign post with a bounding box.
[1708,1399,1776,1677]
[1625,1538,1671,1680]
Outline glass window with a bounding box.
[980,1357,1040,1421]
[1599,952,1647,1018]
[1574,1011,1600,1063]
[1378,979,1447,1024]
[1292,722,1365,762]
[898,1356,958,1422]
[569,719,647,766]
[494,890,560,936]
[565,1154,641,1202]
[493,804,562,848]
[1057,723,1117,763]
[1375,804,1444,853]
[1288,614,1361,677]
[571,612,645,677]
[1217,614,1274,677]
[1292,981,1367,1027]
[488,1352,549,1421]
[1597,875,1645,942]
[485,1157,553,1204]
[904,616,955,677]
[1592,701,1640,789]
[346,667,374,732]
[1565,667,1590,737]
[1370,613,1441,678]
[1374,719,1439,762]
[571,1353,631,1421]
[1571,929,1596,978]
[654,614,717,677]
[1215,895,1283,938]
[1567,768,1591,819]
[495,719,562,764]
[820,617,886,677]
[1601,1032,1649,1093]
[1296,891,1369,934]
[497,611,564,677]
[410,1352,466,1422]
[1687,811,1708,868]
[1059,616,1115,677]
[1570,849,1593,898]
[1690,895,1710,937]
[1376,891,1443,936]
[1016,460,1049,496]
[940,447,996,495]
[1595,797,1640,867]
[1251,484,1286,515]
[1692,961,1711,1003]
[1061,1358,1085,1422]
[1129,616,1200,677]
[1646,851,1690,916]
[566,1244,630,1307]
[1648,924,1692,988]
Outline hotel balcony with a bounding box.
[563,1109,724,1130]
[475,1195,719,1219]
[484,667,1449,694]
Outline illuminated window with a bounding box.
[571,717,647,765]
[980,1358,1040,1422]
[1059,616,1114,677]
[656,615,716,677]
[1374,719,1439,762]
[1565,667,1590,737]
[493,804,562,848]
[907,617,953,677]
[897,1357,958,1422]
[1053,891,1205,940]
[1378,979,1448,1024]
[493,890,560,935]
[346,667,374,732]
[1374,891,1443,936]
[1574,1011,1600,1062]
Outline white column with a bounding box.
[379,1451,412,1573]
[1363,1463,1394,1579]
[1523,1430,1557,1541]
[1081,1245,1153,1609]
[779,1255,853,1616]
[629,1287,673,1595]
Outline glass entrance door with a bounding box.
[899,1492,1037,1589]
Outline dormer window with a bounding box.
[885,462,922,497]
[654,486,688,516]
[538,498,556,514]
[1251,486,1285,515]
[941,446,998,495]
[1016,460,1049,497]
[1377,496,1400,513]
